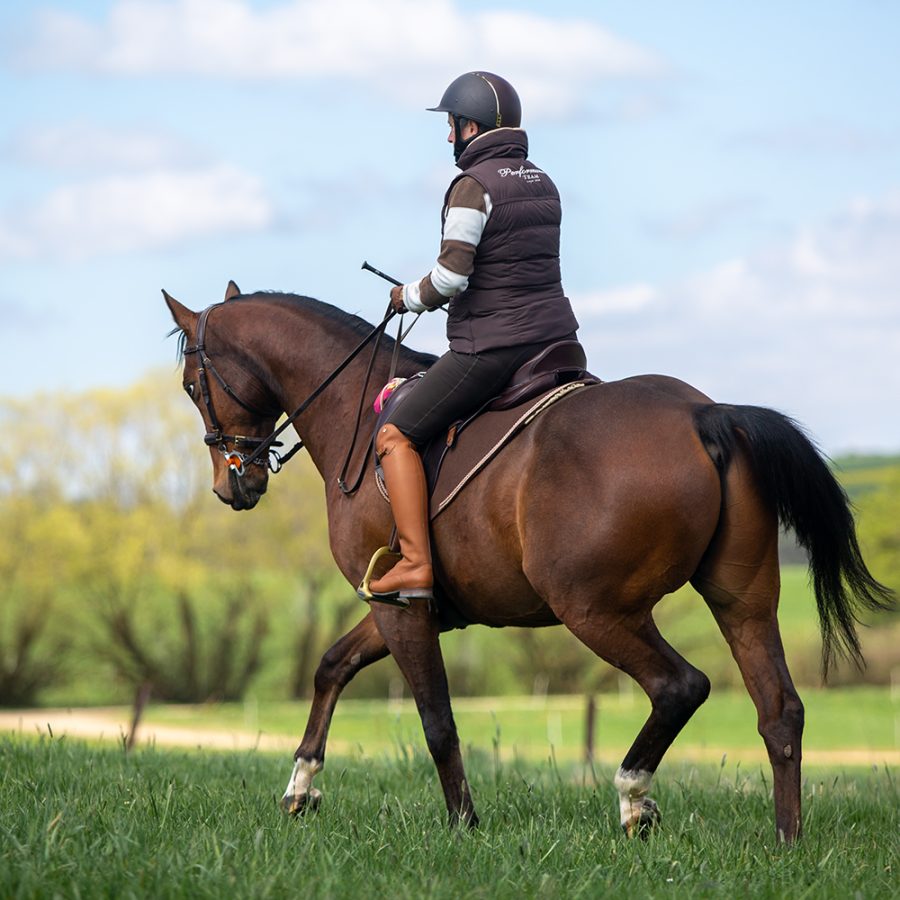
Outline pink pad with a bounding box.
[373,377,407,414]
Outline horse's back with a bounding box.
[525,374,716,465]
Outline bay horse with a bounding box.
[164,283,892,843]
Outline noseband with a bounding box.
[183,304,289,475]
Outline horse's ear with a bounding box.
[162,289,198,334]
[224,280,241,301]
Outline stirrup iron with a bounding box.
[356,546,434,606]
[357,546,406,606]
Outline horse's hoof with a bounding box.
[622,797,661,838]
[280,787,322,816]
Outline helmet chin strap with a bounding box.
[453,115,480,162]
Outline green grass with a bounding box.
[140,686,898,763]
[1,736,896,898]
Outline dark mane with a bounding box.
[166,291,439,370]
[241,291,438,369]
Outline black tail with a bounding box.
[694,403,895,676]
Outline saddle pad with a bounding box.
[426,380,592,518]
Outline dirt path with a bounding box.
[0,707,297,753]
[1,707,897,765]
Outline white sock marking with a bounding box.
[614,767,653,826]
[283,757,322,800]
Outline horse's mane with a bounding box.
[168,291,438,369]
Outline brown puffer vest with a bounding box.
[444,128,579,353]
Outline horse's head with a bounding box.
[164,281,280,510]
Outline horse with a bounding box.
[163,282,893,843]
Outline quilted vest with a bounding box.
[444,128,578,353]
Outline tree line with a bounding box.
[1,373,897,707]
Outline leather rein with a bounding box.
[184,301,402,482]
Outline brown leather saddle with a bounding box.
[488,339,589,410]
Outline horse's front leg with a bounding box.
[370,599,478,827]
[282,612,389,814]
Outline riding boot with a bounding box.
[368,440,434,601]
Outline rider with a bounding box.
[368,71,581,602]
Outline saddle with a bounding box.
[489,339,589,410]
[374,339,600,517]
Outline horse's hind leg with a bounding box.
[282,612,389,814]
[692,452,804,842]
[693,563,803,842]
[556,602,711,836]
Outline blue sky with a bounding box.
[1,0,897,453]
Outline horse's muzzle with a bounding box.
[215,466,267,510]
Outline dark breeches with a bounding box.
[384,338,564,446]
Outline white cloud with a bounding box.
[5,122,205,173]
[575,283,658,315]
[0,164,273,261]
[16,0,667,119]
[574,190,900,451]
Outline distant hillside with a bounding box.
[778,454,899,565]
[832,454,900,502]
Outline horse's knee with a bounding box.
[375,423,410,457]
[313,647,345,693]
[313,643,358,694]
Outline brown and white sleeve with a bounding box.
[402,176,491,313]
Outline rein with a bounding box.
[186,300,401,477]
[335,311,420,494]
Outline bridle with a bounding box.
[183,300,404,480]
[184,304,297,476]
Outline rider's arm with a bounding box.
[400,177,491,314]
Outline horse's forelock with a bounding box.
[167,325,189,363]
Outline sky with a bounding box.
[0,0,897,454]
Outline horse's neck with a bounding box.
[244,302,397,483]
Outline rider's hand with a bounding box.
[390,285,407,314]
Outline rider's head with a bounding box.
[428,72,521,162]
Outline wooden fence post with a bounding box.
[585,693,597,765]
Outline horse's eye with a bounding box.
[184,382,195,399]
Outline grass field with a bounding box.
[135,685,897,764]
[1,735,896,899]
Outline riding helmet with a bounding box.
[428,72,521,129]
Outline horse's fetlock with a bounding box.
[283,756,322,806]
